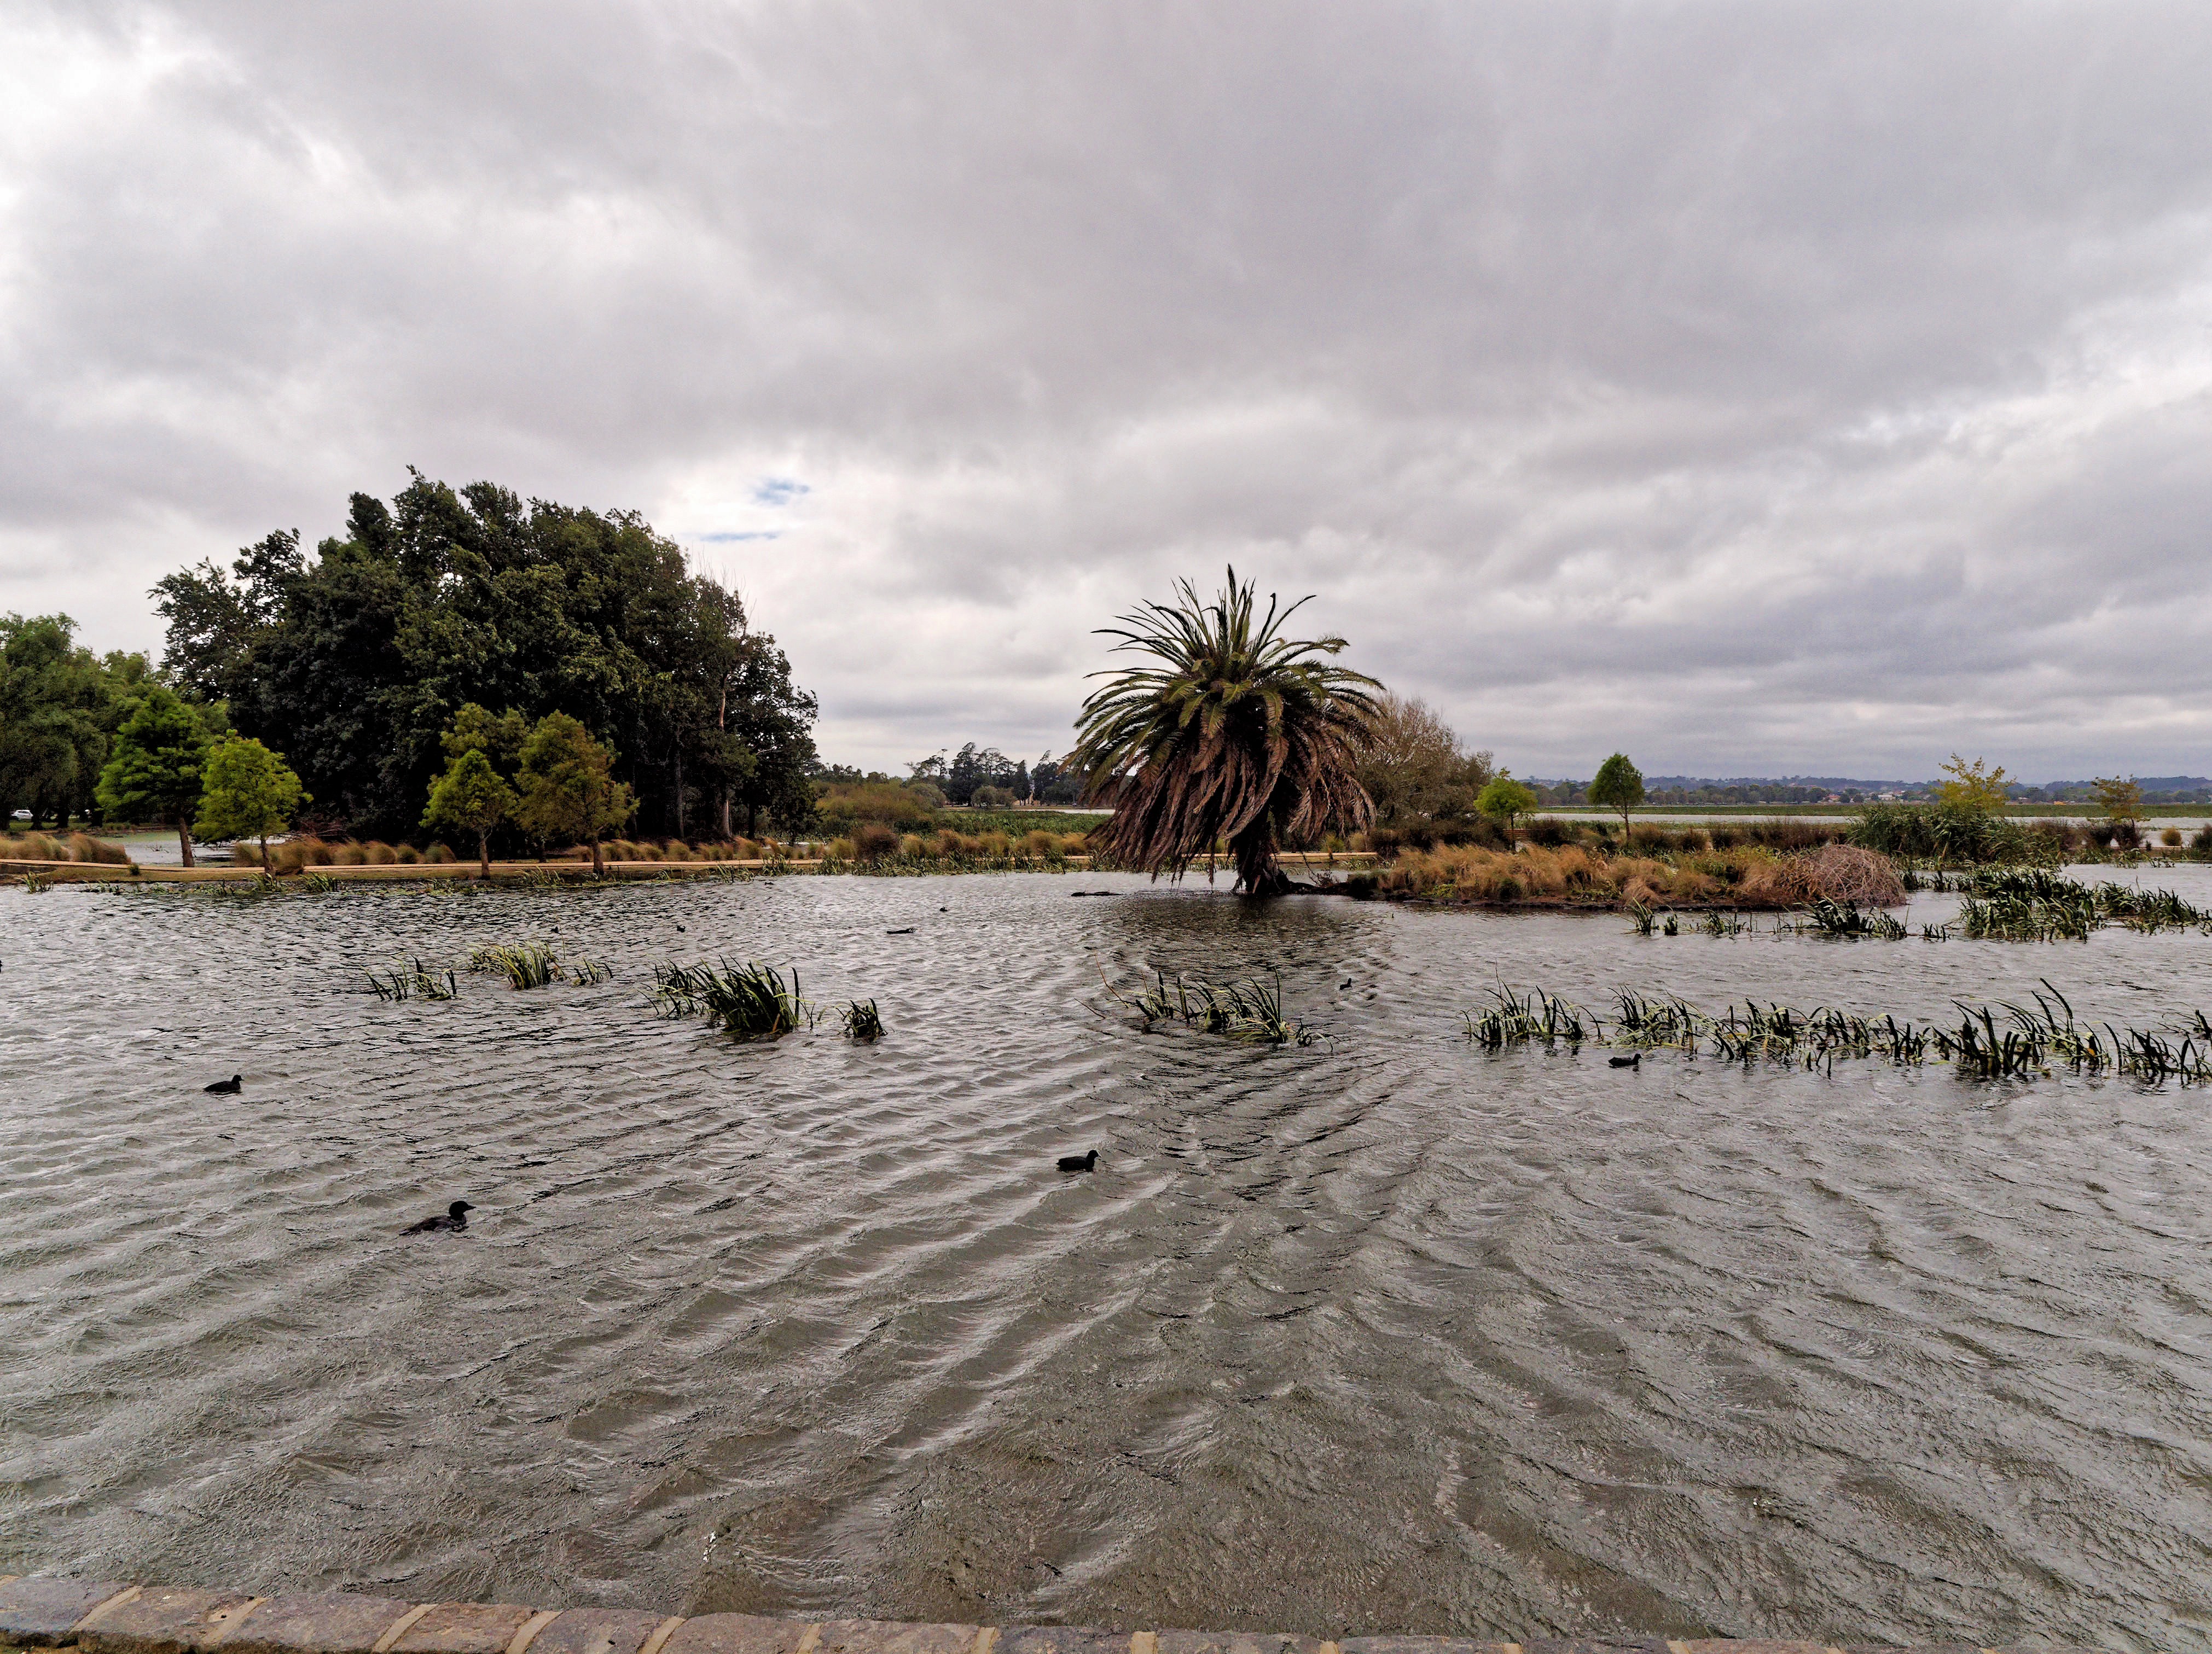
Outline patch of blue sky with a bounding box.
[696,530,781,542]
[751,477,809,507]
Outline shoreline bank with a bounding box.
[0,1575,2041,1654]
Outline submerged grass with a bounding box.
[1462,978,2212,1085]
[367,959,459,1001]
[469,941,563,988]
[653,959,817,1038]
[840,998,885,1040]
[1115,969,1326,1046]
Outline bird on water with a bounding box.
[1609,1053,1641,1069]
[404,1199,474,1233]
[204,1074,242,1094]
[1057,1149,1099,1173]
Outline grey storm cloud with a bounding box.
[3,0,2210,778]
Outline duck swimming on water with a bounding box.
[1608,1053,1641,1069]
[1056,1150,1099,1173]
[204,1074,242,1094]
[404,1199,474,1233]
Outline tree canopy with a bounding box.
[1,614,156,828]
[1588,752,1645,831]
[1937,754,2011,814]
[196,736,307,865]
[1475,773,1538,840]
[151,475,818,842]
[514,712,636,874]
[1071,568,1381,895]
[96,686,216,864]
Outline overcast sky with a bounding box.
[3,2,2209,780]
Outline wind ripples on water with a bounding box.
[4,869,2212,1645]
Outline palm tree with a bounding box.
[1072,568,1382,895]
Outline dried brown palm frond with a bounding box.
[1071,567,1381,895]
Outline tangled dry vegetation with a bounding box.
[1374,841,1906,911]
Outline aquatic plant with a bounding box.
[652,959,816,1038]
[570,958,614,985]
[1464,983,1594,1049]
[1626,899,1657,935]
[1789,898,1908,940]
[367,958,460,1001]
[1117,969,1325,1045]
[469,940,562,988]
[1699,909,1749,936]
[840,998,885,1040]
[1459,976,2212,1086]
[299,872,338,894]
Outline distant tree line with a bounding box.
[150,475,820,842]
[0,614,159,827]
[903,743,1084,806]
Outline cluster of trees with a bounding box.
[903,743,1083,806]
[152,474,820,842]
[0,614,156,826]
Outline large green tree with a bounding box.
[423,705,524,874]
[514,712,636,875]
[195,736,307,867]
[1476,773,1538,843]
[96,688,215,865]
[0,614,155,829]
[1588,752,1645,836]
[152,477,817,841]
[1071,568,1381,896]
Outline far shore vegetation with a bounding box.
[8,522,2211,904]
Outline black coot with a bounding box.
[1056,1149,1099,1173]
[1608,1053,1641,1069]
[404,1199,474,1233]
[204,1074,242,1094]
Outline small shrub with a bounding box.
[853,822,900,862]
[2161,827,2182,847]
[899,833,927,859]
[330,842,367,865]
[67,832,132,864]
[425,843,456,863]
[363,841,399,865]
[1021,829,1061,859]
[396,843,422,864]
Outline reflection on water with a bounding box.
[5,869,2212,1647]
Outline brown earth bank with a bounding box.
[0,1577,2058,1654]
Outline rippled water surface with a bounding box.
[7,869,2212,1649]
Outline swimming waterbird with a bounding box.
[887,927,915,934]
[1057,1150,1099,1173]
[204,1074,242,1093]
[404,1200,474,1234]
[1608,1053,1641,1069]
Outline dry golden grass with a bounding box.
[1375,842,1905,910]
[3,829,130,863]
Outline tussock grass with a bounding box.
[653,959,816,1038]
[1378,842,1903,911]
[3,829,130,864]
[1464,984,1595,1047]
[841,998,885,1040]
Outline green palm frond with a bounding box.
[1070,567,1382,893]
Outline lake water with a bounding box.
[4,869,2212,1648]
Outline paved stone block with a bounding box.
[78,1587,261,1654]
[658,1616,814,1654]
[0,1577,135,1646]
[1156,1635,1325,1654]
[387,1604,538,1654]
[814,1621,980,1654]
[220,1593,418,1654]
[1340,1641,1519,1654]
[1525,1642,1669,1654]
[1673,1645,1829,1654]
[996,1630,1130,1654]
[526,1610,676,1654]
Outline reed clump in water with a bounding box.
[1117,970,1324,1046]
[1953,869,2208,941]
[653,959,817,1038]
[840,998,885,1040]
[1462,979,2212,1085]
[469,940,562,988]
[367,958,458,1001]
